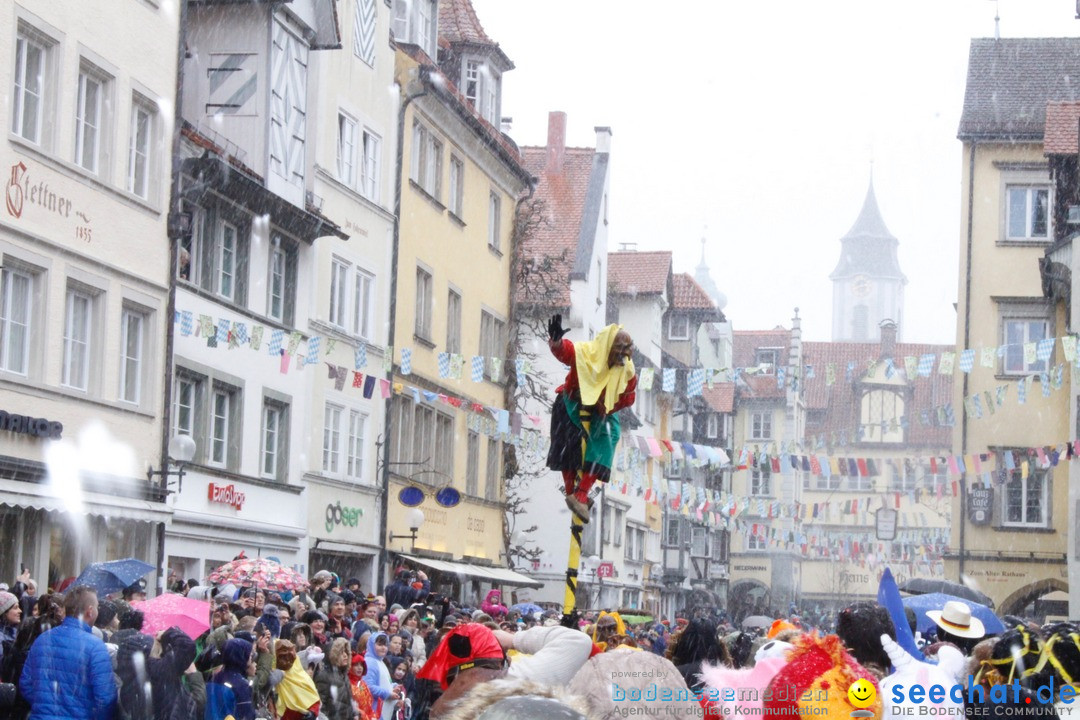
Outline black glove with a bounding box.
[547,314,569,342]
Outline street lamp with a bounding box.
[148,434,197,494]
[389,508,425,550]
[584,554,602,608]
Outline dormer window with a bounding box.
[461,58,500,125]
[668,314,689,340]
[755,348,779,374]
[392,0,437,57]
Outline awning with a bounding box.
[0,479,172,524]
[311,540,379,556]
[400,554,543,588]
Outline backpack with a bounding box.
[204,682,237,720]
[167,686,200,720]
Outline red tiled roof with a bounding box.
[1044,101,1080,154]
[438,0,496,45]
[802,341,954,448]
[608,251,672,296]
[672,273,716,311]
[703,383,734,413]
[733,329,790,401]
[517,146,596,307]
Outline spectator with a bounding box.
[348,654,376,720]
[363,633,399,720]
[207,637,255,720]
[19,586,116,720]
[836,601,896,678]
[315,637,356,720]
[0,592,21,663]
[273,639,322,720]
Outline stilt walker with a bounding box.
[543,315,636,626]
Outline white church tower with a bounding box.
[830,179,907,342]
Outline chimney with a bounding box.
[546,111,567,173]
[501,116,513,133]
[594,125,612,154]
[879,319,897,359]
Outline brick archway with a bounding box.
[998,577,1068,617]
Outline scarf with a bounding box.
[574,324,635,412]
[276,657,320,711]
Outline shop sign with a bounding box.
[968,486,993,526]
[597,561,615,579]
[6,160,92,241]
[325,501,363,533]
[207,483,245,510]
[0,410,63,440]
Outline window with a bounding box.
[268,244,286,320]
[465,431,479,496]
[174,376,200,438]
[210,385,238,467]
[12,29,48,144]
[463,60,481,107]
[461,58,499,124]
[613,506,625,547]
[361,129,380,202]
[859,389,905,443]
[0,267,33,375]
[749,411,772,441]
[410,122,442,199]
[602,504,612,545]
[1004,317,1050,375]
[755,348,779,373]
[1004,468,1048,528]
[119,308,146,405]
[353,0,376,65]
[690,526,707,556]
[62,288,93,391]
[262,401,289,481]
[663,514,681,547]
[337,113,357,185]
[712,531,729,562]
[389,396,453,481]
[267,235,298,324]
[1006,185,1050,241]
[488,191,501,251]
[479,310,505,376]
[706,414,719,439]
[353,268,374,340]
[127,98,153,198]
[747,532,767,551]
[391,0,436,56]
[446,290,462,354]
[449,156,464,218]
[347,410,366,481]
[75,65,109,174]
[415,267,433,340]
[434,412,453,478]
[322,403,343,474]
[669,314,690,340]
[750,467,770,496]
[485,438,500,500]
[217,222,238,301]
[625,526,646,562]
[330,258,349,327]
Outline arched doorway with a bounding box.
[999,578,1068,621]
[729,579,771,622]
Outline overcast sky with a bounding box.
[470,0,1080,344]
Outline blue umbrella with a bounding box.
[510,602,544,616]
[73,558,155,596]
[901,592,1005,636]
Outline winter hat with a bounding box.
[95,600,118,629]
[301,610,327,625]
[0,592,17,617]
[416,623,506,690]
[258,605,281,638]
[762,633,882,718]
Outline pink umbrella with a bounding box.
[206,556,309,592]
[131,593,211,639]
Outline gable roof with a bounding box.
[438,0,513,68]
[959,38,1080,140]
[703,383,735,413]
[1044,101,1080,154]
[733,329,790,401]
[517,145,605,307]
[672,273,718,311]
[608,251,672,296]
[802,341,953,448]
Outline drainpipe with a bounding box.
[959,142,977,581]
[157,0,189,597]
[379,66,429,588]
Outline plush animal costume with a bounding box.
[762,633,882,718]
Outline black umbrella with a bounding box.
[898,577,994,608]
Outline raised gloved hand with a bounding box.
[547,314,569,342]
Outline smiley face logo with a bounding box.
[847,677,876,709]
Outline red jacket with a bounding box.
[551,339,637,412]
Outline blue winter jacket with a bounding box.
[20,616,117,720]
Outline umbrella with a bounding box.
[207,556,309,592]
[73,558,154,596]
[742,615,774,629]
[131,594,211,639]
[510,603,543,616]
[898,577,994,608]
[901,593,1005,636]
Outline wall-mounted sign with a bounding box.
[875,507,898,541]
[0,410,63,440]
[207,483,245,510]
[325,501,363,533]
[597,561,615,579]
[968,486,993,526]
[5,160,92,241]
[399,486,424,507]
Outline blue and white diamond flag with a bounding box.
[687,368,705,397]
[306,336,321,364]
[268,329,284,356]
[180,311,193,336]
[918,354,935,377]
[662,368,676,392]
[1037,337,1055,362]
[217,319,230,343]
[959,349,975,373]
[400,348,412,375]
[1041,371,1051,397]
[354,344,367,369]
[471,355,484,383]
[438,352,450,378]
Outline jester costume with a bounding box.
[546,321,636,522]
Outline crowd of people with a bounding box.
[0,564,1076,719]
